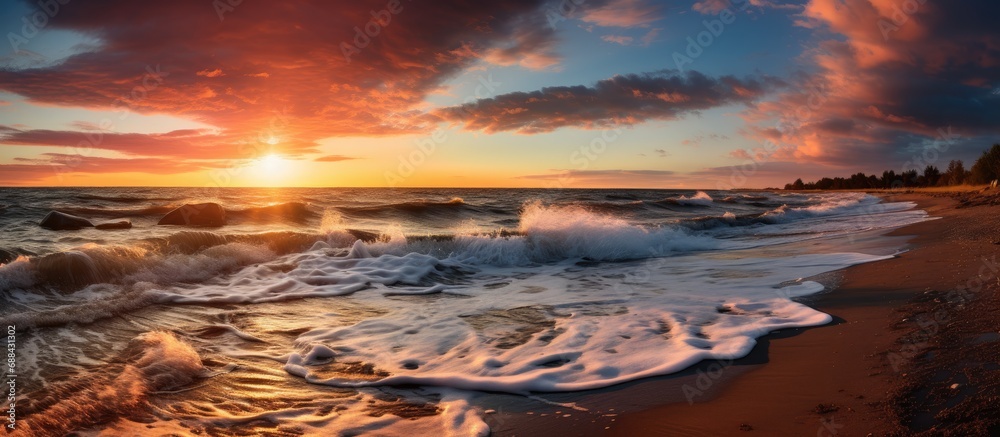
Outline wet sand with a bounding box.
[483,190,1000,436]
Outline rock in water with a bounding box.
[36,251,101,289]
[157,203,226,227]
[95,219,132,230]
[39,211,94,230]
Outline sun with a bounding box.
[247,154,295,186]
[258,153,285,170]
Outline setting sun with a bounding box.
[4,1,1000,435]
[249,154,293,185]
[257,154,285,169]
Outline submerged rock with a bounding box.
[36,251,101,289]
[157,203,226,227]
[165,231,228,253]
[39,211,94,230]
[95,219,132,230]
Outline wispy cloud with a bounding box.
[601,35,634,46]
[314,155,359,162]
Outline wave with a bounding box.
[54,205,177,218]
[339,197,472,218]
[17,331,205,436]
[650,191,715,208]
[2,194,894,294]
[572,200,647,213]
[325,201,721,267]
[50,202,318,223]
[76,194,182,203]
[512,200,716,262]
[759,193,880,223]
[226,202,317,223]
[675,193,887,231]
[14,201,720,300]
[604,193,640,201]
[673,191,714,206]
[0,193,930,335]
[3,230,365,294]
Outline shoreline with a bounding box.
[484,191,1000,436]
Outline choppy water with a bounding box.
[0,187,929,435]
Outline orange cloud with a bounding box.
[0,0,570,183]
[581,0,662,28]
[739,0,1000,166]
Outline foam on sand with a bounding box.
[0,192,933,436]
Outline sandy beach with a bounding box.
[483,190,1000,436]
[5,0,1000,434]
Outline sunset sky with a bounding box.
[1,0,998,188]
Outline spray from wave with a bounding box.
[673,191,714,207]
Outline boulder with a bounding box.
[165,231,228,253]
[39,211,94,230]
[95,219,132,230]
[36,251,101,289]
[157,203,226,227]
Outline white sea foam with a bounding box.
[760,192,883,223]
[0,256,35,290]
[4,192,933,436]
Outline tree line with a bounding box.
[784,144,1000,190]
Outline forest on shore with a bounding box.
[783,144,1000,190]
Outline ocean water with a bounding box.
[0,188,930,436]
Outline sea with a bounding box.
[0,187,931,436]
